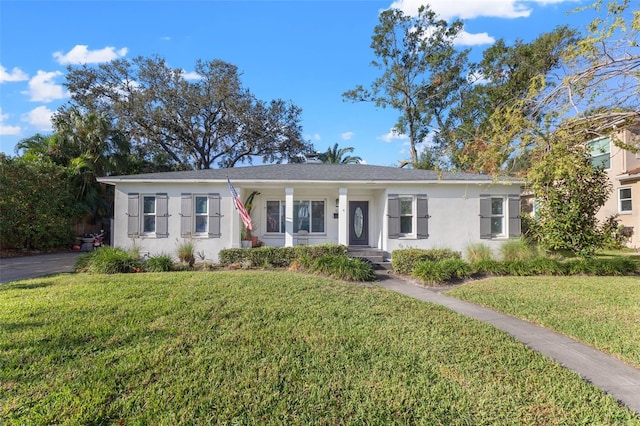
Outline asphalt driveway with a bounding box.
[0,252,82,283]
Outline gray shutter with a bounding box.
[388,195,400,239]
[416,195,429,239]
[127,193,139,237]
[479,196,492,239]
[508,195,521,237]
[208,193,222,238]
[180,193,192,237]
[156,193,169,238]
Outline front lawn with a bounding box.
[446,276,640,368]
[1,271,638,424]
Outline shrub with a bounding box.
[565,257,637,276]
[500,240,535,261]
[392,248,461,275]
[465,243,494,263]
[310,255,376,282]
[177,240,196,266]
[527,257,567,276]
[75,246,142,274]
[145,253,174,272]
[219,244,346,268]
[412,258,471,285]
[471,259,505,276]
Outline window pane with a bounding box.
[143,215,156,233]
[400,198,412,215]
[143,197,155,214]
[195,196,208,214]
[295,201,310,232]
[621,199,632,212]
[491,217,503,234]
[267,201,281,233]
[400,216,412,234]
[312,201,325,233]
[491,198,503,215]
[620,188,632,199]
[195,216,207,233]
[589,137,611,169]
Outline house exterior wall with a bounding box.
[109,179,522,262]
[596,127,640,248]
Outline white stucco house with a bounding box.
[98,164,523,262]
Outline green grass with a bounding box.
[446,276,640,369]
[1,271,638,424]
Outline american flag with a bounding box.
[227,178,253,231]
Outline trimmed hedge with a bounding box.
[219,244,348,268]
[392,249,462,275]
[413,258,471,284]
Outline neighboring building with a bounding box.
[589,122,640,248]
[98,164,523,262]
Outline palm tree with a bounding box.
[318,143,362,164]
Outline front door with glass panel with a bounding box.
[349,201,368,246]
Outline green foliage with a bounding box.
[499,239,538,261]
[318,143,362,164]
[464,243,494,263]
[176,240,196,266]
[601,214,632,249]
[0,154,80,250]
[471,259,506,275]
[412,258,472,284]
[308,255,376,282]
[565,257,637,276]
[144,253,174,272]
[74,246,142,274]
[521,212,543,245]
[219,244,347,268]
[392,248,462,275]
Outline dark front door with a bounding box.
[349,201,369,246]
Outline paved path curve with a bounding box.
[0,252,81,283]
[375,272,640,416]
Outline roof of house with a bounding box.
[98,164,522,184]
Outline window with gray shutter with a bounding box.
[508,195,521,237]
[127,193,140,237]
[388,195,400,239]
[416,195,429,239]
[208,193,222,238]
[156,193,169,238]
[180,193,192,237]
[479,196,492,239]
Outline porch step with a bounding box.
[348,247,392,270]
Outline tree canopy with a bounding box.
[63,56,312,169]
[318,143,362,164]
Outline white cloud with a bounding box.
[389,0,574,20]
[454,30,495,46]
[23,70,69,102]
[53,45,128,65]
[0,65,28,83]
[0,108,21,135]
[341,131,354,140]
[377,128,408,143]
[23,106,54,132]
[181,70,202,81]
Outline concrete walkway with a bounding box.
[375,272,640,415]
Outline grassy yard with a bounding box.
[1,271,638,424]
[446,276,640,369]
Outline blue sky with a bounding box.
[1,0,594,166]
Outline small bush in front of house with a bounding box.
[392,248,462,275]
[471,259,506,276]
[565,257,637,276]
[294,243,348,259]
[527,257,567,276]
[177,240,196,267]
[219,244,347,268]
[465,243,494,263]
[75,246,143,274]
[145,253,174,272]
[412,258,471,284]
[500,239,538,261]
[309,255,376,282]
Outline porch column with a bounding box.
[285,187,294,247]
[338,187,348,246]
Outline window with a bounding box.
[400,197,413,234]
[127,193,168,238]
[619,187,632,213]
[180,193,221,238]
[388,195,429,239]
[266,200,325,233]
[480,195,521,239]
[143,196,156,233]
[588,137,611,169]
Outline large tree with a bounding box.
[63,56,311,169]
[343,5,469,167]
[318,143,362,164]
